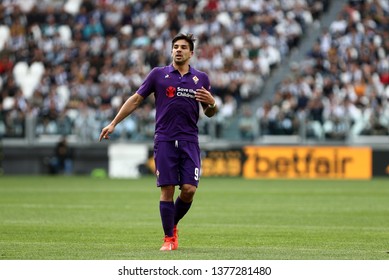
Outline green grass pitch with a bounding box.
[0,176,388,260]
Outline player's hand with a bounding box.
[99,124,115,141]
[195,87,215,105]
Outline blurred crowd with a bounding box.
[253,0,389,141]
[0,0,329,141]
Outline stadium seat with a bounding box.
[64,0,82,15]
[16,0,36,13]
[2,96,15,111]
[57,85,70,108]
[58,25,72,46]
[0,25,10,51]
[13,61,45,99]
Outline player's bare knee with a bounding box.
[160,185,175,201]
[180,185,196,202]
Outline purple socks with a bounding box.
[160,197,192,237]
[174,196,192,225]
[160,201,175,237]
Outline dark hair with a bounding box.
[171,33,196,51]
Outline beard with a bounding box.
[173,55,189,66]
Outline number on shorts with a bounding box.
[194,168,199,181]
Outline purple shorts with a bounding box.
[154,140,201,187]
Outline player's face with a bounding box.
[172,39,193,66]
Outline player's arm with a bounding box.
[196,87,217,118]
[202,101,217,117]
[99,93,144,141]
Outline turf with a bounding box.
[0,176,388,260]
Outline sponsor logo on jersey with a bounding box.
[166,86,176,98]
[165,86,196,99]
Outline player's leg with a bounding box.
[154,141,180,250]
[159,185,176,250]
[173,184,196,248]
[174,141,201,247]
[175,183,196,224]
[175,140,200,225]
[160,185,175,237]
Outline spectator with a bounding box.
[238,104,257,141]
[0,0,328,141]
[49,136,73,175]
[261,0,389,139]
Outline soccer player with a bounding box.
[99,33,217,251]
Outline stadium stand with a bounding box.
[254,0,389,143]
[0,0,387,144]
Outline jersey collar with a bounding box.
[169,64,192,74]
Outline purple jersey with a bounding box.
[136,65,210,143]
